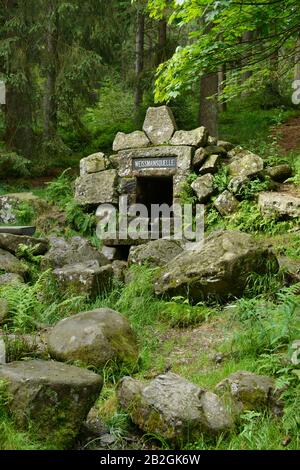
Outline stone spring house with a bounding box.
[74,105,218,254]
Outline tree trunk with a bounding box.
[134,11,145,114]
[199,73,219,138]
[294,36,300,81]
[4,0,34,157]
[156,19,167,65]
[43,0,59,141]
[241,30,254,83]
[218,64,227,112]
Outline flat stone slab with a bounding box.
[0,233,48,255]
[170,127,208,147]
[0,226,36,236]
[113,131,150,152]
[0,359,102,445]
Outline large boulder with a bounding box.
[118,373,233,443]
[170,127,208,147]
[0,192,50,225]
[0,233,49,256]
[53,261,114,298]
[48,308,138,368]
[191,174,214,203]
[128,239,183,268]
[0,248,27,277]
[75,169,118,205]
[216,371,282,414]
[214,190,239,216]
[42,236,107,269]
[80,152,107,176]
[258,192,300,219]
[228,148,264,177]
[155,230,278,302]
[143,106,177,145]
[113,131,150,152]
[0,360,102,446]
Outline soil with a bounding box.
[274,115,300,154]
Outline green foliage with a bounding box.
[213,166,230,193]
[234,177,271,201]
[45,169,74,206]
[15,202,35,225]
[180,173,198,204]
[65,200,97,237]
[0,271,86,332]
[230,285,300,358]
[0,152,30,178]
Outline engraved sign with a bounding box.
[133,156,177,170]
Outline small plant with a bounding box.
[180,173,198,205]
[45,169,74,206]
[213,166,230,193]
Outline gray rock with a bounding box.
[214,190,239,216]
[128,239,183,268]
[0,233,49,256]
[0,359,102,446]
[101,245,121,262]
[75,170,118,205]
[258,192,300,219]
[155,230,278,302]
[143,106,177,145]
[278,256,300,285]
[204,145,227,157]
[0,249,27,276]
[80,152,107,176]
[228,176,250,195]
[0,273,24,286]
[208,135,218,146]
[228,148,264,177]
[217,140,235,151]
[193,147,208,170]
[265,164,292,183]
[42,236,107,270]
[54,261,114,298]
[199,154,220,175]
[170,127,208,147]
[0,298,9,325]
[216,371,281,412]
[111,260,128,283]
[118,372,233,443]
[48,308,138,368]
[191,174,215,203]
[113,131,150,152]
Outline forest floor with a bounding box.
[275,115,300,153]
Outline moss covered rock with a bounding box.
[128,239,183,268]
[155,230,278,302]
[48,308,138,368]
[0,359,102,447]
[117,373,233,444]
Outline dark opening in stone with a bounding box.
[136,176,173,211]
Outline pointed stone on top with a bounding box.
[143,106,177,145]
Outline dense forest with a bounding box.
[0,0,299,454]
